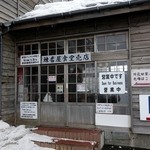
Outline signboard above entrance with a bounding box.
[42,52,91,64]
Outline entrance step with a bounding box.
[33,127,103,150]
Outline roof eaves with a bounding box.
[8,0,150,27]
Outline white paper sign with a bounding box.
[20,54,41,65]
[20,102,37,119]
[99,72,125,94]
[48,76,56,82]
[96,103,113,114]
[139,95,150,121]
[131,69,150,87]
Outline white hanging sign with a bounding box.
[99,72,125,94]
[20,102,38,119]
[131,69,150,87]
[139,95,150,121]
[96,103,113,114]
[20,54,41,65]
[42,52,91,64]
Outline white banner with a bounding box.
[42,53,91,64]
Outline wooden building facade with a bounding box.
[0,0,50,124]
[1,0,150,149]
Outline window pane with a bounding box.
[86,63,95,73]
[77,46,85,53]
[49,50,55,55]
[77,64,85,73]
[57,41,64,48]
[97,44,105,51]
[41,75,47,83]
[41,85,47,92]
[41,43,48,50]
[77,94,85,102]
[68,40,76,47]
[68,65,76,73]
[41,50,48,56]
[116,34,126,42]
[49,84,56,92]
[57,48,64,54]
[57,75,64,83]
[49,66,55,74]
[32,76,38,84]
[69,84,76,92]
[32,44,38,50]
[32,84,38,93]
[57,65,64,74]
[57,94,64,102]
[77,39,85,46]
[32,67,38,75]
[25,45,30,51]
[97,94,107,103]
[96,36,105,43]
[117,42,126,50]
[77,74,84,83]
[49,42,56,49]
[24,67,30,75]
[86,38,94,45]
[107,43,116,50]
[86,46,94,52]
[87,94,95,103]
[69,47,76,54]
[69,94,76,102]
[69,74,76,83]
[41,66,47,74]
[106,35,116,43]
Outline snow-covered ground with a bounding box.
[17,0,131,20]
[0,120,55,150]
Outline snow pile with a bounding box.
[17,0,131,20]
[0,120,55,150]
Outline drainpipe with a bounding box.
[0,32,2,119]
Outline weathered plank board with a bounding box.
[130,10,150,134]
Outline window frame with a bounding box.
[95,32,128,52]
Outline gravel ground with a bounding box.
[102,145,148,150]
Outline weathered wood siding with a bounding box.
[0,0,47,23]
[130,11,150,134]
[1,33,15,124]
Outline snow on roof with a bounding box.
[17,0,131,20]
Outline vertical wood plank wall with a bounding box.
[130,11,150,134]
[1,33,15,124]
[0,0,46,23]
